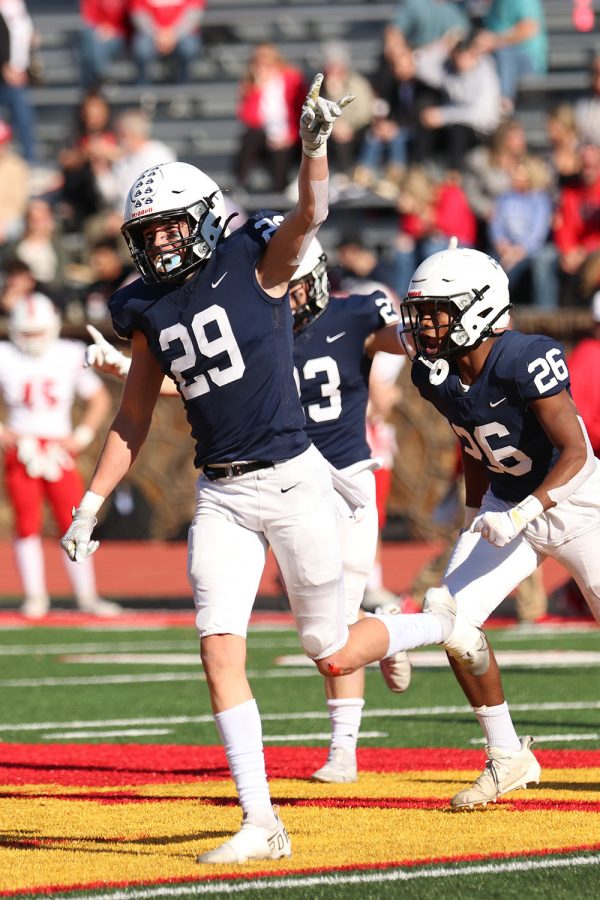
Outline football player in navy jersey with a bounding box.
[400,244,600,810]
[288,239,413,784]
[85,236,413,787]
[60,77,489,863]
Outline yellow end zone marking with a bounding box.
[1,798,600,893]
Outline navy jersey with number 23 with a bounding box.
[294,290,398,469]
[109,212,309,467]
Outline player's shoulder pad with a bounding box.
[108,275,161,340]
[243,209,286,250]
[495,330,569,400]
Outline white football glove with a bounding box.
[85,324,131,378]
[299,72,355,158]
[470,495,544,548]
[60,507,100,563]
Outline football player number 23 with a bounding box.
[294,356,342,423]
[159,305,246,399]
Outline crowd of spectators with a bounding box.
[0,0,600,325]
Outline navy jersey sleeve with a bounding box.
[343,289,399,337]
[512,335,570,403]
[243,209,286,253]
[108,277,158,341]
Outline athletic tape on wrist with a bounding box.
[78,490,105,515]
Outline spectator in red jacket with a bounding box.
[569,291,600,457]
[554,141,600,305]
[79,0,131,90]
[130,0,204,85]
[233,43,307,193]
[393,165,477,295]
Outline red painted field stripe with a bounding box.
[4,789,600,814]
[5,843,600,898]
[2,745,600,787]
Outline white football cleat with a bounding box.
[362,585,399,612]
[376,602,412,693]
[380,651,412,693]
[196,808,291,864]
[451,736,541,810]
[311,746,358,783]
[423,585,489,676]
[21,595,50,618]
[77,597,122,617]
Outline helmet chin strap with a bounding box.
[424,357,450,385]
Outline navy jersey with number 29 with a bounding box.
[412,330,570,503]
[109,212,309,467]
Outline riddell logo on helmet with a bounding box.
[408,290,423,296]
[132,208,152,218]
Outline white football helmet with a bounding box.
[400,247,511,382]
[9,293,61,356]
[290,238,329,332]
[121,161,231,285]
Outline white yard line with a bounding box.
[45,854,600,900]
[1,636,301,656]
[471,732,600,744]
[277,650,600,668]
[262,731,388,742]
[2,700,600,734]
[0,668,314,688]
[42,728,173,740]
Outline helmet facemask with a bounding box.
[400,246,512,383]
[401,287,512,380]
[121,163,232,286]
[122,192,224,286]
[290,253,329,333]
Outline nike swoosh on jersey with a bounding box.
[211,272,228,289]
[326,332,346,343]
[489,398,507,407]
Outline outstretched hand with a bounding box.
[299,73,355,158]
[85,324,131,378]
[60,508,99,563]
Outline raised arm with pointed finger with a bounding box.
[257,73,355,296]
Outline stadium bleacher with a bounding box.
[21,0,600,253]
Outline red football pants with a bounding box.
[4,448,84,538]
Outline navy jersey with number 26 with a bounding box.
[109,212,309,467]
[294,290,398,468]
[412,330,570,503]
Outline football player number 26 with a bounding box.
[159,305,245,399]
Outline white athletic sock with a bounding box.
[473,702,521,751]
[327,698,365,755]
[63,554,98,606]
[14,536,48,602]
[376,611,444,656]
[214,698,275,828]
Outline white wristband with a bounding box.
[302,142,327,158]
[78,490,105,515]
[72,424,95,450]
[510,494,544,531]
